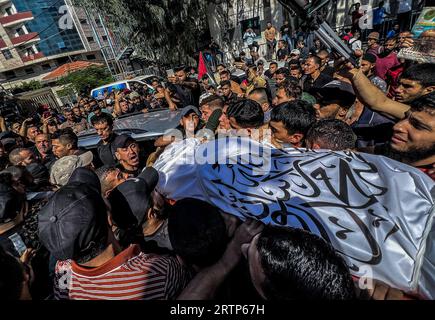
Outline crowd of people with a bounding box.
[0,8,434,301]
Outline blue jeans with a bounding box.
[282,34,293,51]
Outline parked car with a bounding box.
[133,75,165,86]
[78,108,182,150]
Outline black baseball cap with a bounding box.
[68,167,101,193]
[38,182,109,261]
[312,80,356,108]
[180,105,201,118]
[107,167,159,230]
[0,183,25,223]
[110,134,137,155]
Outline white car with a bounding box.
[90,80,154,99]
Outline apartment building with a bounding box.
[0,0,111,89]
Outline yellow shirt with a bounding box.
[264,27,276,41]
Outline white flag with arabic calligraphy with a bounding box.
[154,137,435,299]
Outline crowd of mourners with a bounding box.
[0,13,434,300]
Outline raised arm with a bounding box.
[345,68,409,119]
[0,116,7,132]
[178,219,264,300]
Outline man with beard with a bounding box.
[375,92,435,179]
[165,66,200,109]
[374,37,400,80]
[59,109,88,134]
[31,133,56,169]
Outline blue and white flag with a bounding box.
[154,137,435,299]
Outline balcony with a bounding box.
[22,51,44,63]
[11,32,39,46]
[0,38,6,49]
[0,11,33,28]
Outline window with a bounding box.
[41,64,51,71]
[95,18,101,26]
[2,49,13,60]
[102,35,108,41]
[87,36,95,43]
[80,18,88,24]
[86,54,96,60]
[5,7,14,15]
[4,71,16,80]
[25,68,34,75]
[26,47,36,55]
[16,27,26,36]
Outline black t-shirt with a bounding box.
[174,84,196,108]
[304,73,333,92]
[321,65,335,78]
[97,133,118,167]
[352,107,395,148]
[277,48,288,61]
[280,24,291,36]
[116,162,145,179]
[264,70,275,80]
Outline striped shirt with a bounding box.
[53,245,191,300]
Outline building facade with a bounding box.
[0,0,111,89]
[207,0,286,58]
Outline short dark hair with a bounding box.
[220,80,231,87]
[410,91,435,114]
[288,59,300,66]
[277,79,303,100]
[0,246,24,300]
[308,55,322,67]
[306,119,357,150]
[95,165,117,195]
[269,62,278,67]
[257,225,356,300]
[401,63,435,88]
[174,66,185,73]
[271,100,316,136]
[362,53,377,64]
[91,112,114,127]
[200,95,224,109]
[227,99,264,128]
[219,70,230,77]
[167,198,227,268]
[51,128,78,149]
[275,67,290,77]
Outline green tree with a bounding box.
[57,65,114,97]
[11,80,43,94]
[72,0,213,66]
